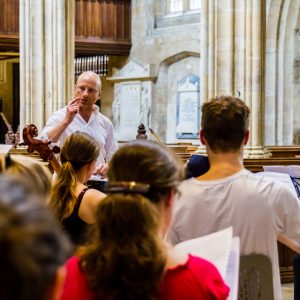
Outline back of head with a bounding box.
[81,140,183,300]
[107,139,183,203]
[201,95,250,152]
[50,131,100,221]
[0,154,52,198]
[0,175,70,300]
[60,131,100,170]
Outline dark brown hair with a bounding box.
[80,140,183,300]
[201,95,250,152]
[50,131,100,221]
[0,175,70,300]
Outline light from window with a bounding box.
[170,0,183,12]
[189,0,201,10]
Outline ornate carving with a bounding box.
[21,124,61,173]
[136,123,148,139]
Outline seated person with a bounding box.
[49,132,106,246]
[185,154,210,179]
[0,154,52,198]
[0,175,70,300]
[61,140,229,300]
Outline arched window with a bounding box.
[169,0,201,13]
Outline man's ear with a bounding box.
[46,266,66,300]
[244,130,250,145]
[200,129,206,145]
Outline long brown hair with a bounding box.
[49,132,100,221]
[80,140,183,300]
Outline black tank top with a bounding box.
[62,187,89,245]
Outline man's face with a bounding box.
[74,75,101,109]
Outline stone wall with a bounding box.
[128,0,200,143]
[101,55,128,120]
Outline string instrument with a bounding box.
[22,124,61,173]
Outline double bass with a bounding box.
[22,124,61,173]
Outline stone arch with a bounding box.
[152,51,200,142]
[265,0,300,145]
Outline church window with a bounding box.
[169,0,201,13]
[169,0,183,13]
[189,0,201,10]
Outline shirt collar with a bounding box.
[92,104,100,112]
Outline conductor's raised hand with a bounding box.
[64,98,79,124]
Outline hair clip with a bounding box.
[105,181,150,194]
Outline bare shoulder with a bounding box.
[78,188,106,224]
[84,188,106,202]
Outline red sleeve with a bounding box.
[60,256,95,300]
[191,256,230,299]
[159,255,229,300]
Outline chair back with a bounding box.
[238,254,274,300]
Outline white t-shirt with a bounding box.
[167,169,300,300]
[40,105,118,169]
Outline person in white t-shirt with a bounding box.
[41,71,118,188]
[167,95,300,300]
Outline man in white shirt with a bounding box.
[41,71,118,182]
[167,96,300,300]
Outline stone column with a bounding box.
[200,0,271,158]
[20,0,75,132]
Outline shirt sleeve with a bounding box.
[40,110,64,140]
[272,183,300,244]
[189,256,230,300]
[104,121,118,162]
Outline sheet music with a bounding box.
[263,165,290,174]
[0,144,13,154]
[263,165,300,178]
[286,165,300,178]
[225,237,240,300]
[174,227,233,278]
[256,171,298,197]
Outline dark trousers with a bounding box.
[86,180,107,193]
[293,253,300,300]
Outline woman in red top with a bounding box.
[61,140,229,300]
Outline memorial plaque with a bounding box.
[108,61,155,141]
[118,82,141,140]
[176,74,200,139]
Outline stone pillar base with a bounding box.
[243,146,272,159]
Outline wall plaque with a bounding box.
[176,74,200,139]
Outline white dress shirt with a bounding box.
[40,105,118,169]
